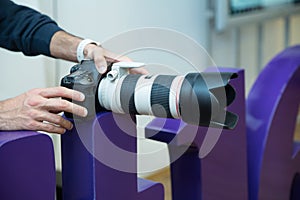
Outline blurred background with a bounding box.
[0,0,299,188]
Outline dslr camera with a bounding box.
[61,60,238,129]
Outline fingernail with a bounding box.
[69,124,73,130]
[99,66,107,74]
[83,108,88,117]
[80,93,85,101]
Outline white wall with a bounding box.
[54,0,211,80]
[0,0,56,100]
[211,15,300,94]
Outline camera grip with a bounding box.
[60,60,102,119]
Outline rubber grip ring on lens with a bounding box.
[151,75,175,118]
[120,75,142,115]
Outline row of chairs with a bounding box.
[0,45,299,200]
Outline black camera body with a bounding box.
[60,60,104,119]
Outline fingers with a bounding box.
[85,44,133,74]
[24,111,72,134]
[31,120,68,134]
[43,113,73,130]
[103,49,132,63]
[27,87,88,117]
[44,98,88,117]
[38,112,73,130]
[9,86,91,134]
[84,44,108,74]
[85,44,147,76]
[93,47,131,74]
[38,87,85,101]
[129,67,149,75]
[40,123,66,134]
[102,49,148,75]
[23,88,88,134]
[94,54,108,74]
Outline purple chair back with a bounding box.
[247,45,300,200]
[145,45,300,200]
[0,131,56,200]
[62,112,164,200]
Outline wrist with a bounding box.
[0,97,21,130]
[50,31,81,62]
[83,43,98,59]
[76,39,100,62]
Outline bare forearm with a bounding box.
[49,30,109,73]
[49,30,82,62]
[48,30,146,74]
[0,97,21,130]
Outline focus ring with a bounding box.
[120,74,142,115]
[151,75,175,118]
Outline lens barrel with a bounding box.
[98,72,238,129]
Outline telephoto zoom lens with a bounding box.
[98,72,238,129]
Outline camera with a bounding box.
[61,60,238,129]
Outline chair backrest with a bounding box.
[0,131,56,200]
[61,112,164,200]
[247,45,300,200]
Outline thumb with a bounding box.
[94,56,107,74]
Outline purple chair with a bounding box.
[247,45,300,200]
[145,68,247,200]
[145,45,300,200]
[0,131,56,200]
[62,112,164,200]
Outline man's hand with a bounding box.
[0,87,87,134]
[50,31,148,74]
[84,43,149,74]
